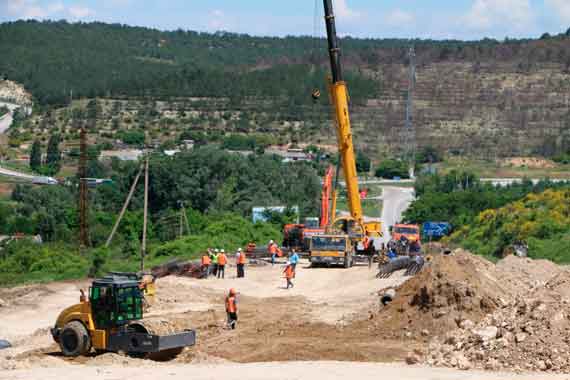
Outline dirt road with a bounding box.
[2,361,569,380]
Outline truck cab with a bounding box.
[391,224,421,243]
[309,235,354,268]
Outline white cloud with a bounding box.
[68,5,94,19]
[4,0,92,20]
[463,0,533,30]
[545,0,570,23]
[208,9,230,31]
[335,0,361,22]
[385,9,415,27]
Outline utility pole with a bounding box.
[105,163,144,248]
[79,126,89,248]
[141,155,149,271]
[404,46,416,178]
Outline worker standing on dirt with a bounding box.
[218,250,227,279]
[225,288,239,329]
[236,248,246,278]
[201,252,212,278]
[212,249,219,276]
[268,240,277,266]
[289,249,299,274]
[283,261,294,289]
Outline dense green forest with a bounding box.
[2,21,570,105]
[0,146,321,285]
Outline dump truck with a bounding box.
[309,234,354,268]
[51,276,195,359]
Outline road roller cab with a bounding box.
[51,276,195,359]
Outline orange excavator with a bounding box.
[282,166,334,251]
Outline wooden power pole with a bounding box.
[79,126,89,248]
[141,155,149,271]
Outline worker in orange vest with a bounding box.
[268,240,278,265]
[236,248,246,278]
[283,261,294,289]
[217,249,227,279]
[225,288,239,329]
[201,251,212,278]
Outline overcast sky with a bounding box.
[1,0,570,40]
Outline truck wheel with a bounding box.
[59,321,91,357]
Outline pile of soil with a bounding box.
[374,251,507,339]
[421,254,570,372]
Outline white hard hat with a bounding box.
[215,249,219,253]
[221,249,225,253]
[286,261,291,265]
[238,248,242,252]
[269,240,274,244]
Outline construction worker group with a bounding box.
[201,248,247,279]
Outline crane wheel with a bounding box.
[59,321,91,357]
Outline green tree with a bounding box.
[356,151,371,174]
[374,159,409,179]
[29,140,42,171]
[46,133,61,174]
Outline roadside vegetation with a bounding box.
[404,171,570,262]
[0,146,321,285]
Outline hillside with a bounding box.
[4,21,570,157]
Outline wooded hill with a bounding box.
[4,21,570,157]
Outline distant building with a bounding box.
[100,149,143,161]
[265,147,313,163]
[164,149,181,157]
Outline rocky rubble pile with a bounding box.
[423,267,570,372]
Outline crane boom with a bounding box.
[323,0,363,226]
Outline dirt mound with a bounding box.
[424,258,570,373]
[496,255,562,294]
[375,251,505,338]
[85,353,154,367]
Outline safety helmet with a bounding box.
[238,248,242,252]
[229,288,237,295]
[221,249,225,253]
[215,249,219,253]
[269,240,274,244]
[286,261,291,266]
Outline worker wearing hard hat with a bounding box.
[217,249,227,279]
[225,288,239,329]
[268,240,278,266]
[283,261,294,289]
[201,251,212,278]
[236,248,246,278]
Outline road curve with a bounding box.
[380,186,415,243]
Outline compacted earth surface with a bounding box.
[1,253,569,380]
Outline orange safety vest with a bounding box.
[269,244,277,254]
[284,265,294,279]
[202,255,211,265]
[277,247,283,257]
[238,252,246,264]
[226,296,237,313]
[218,254,227,266]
